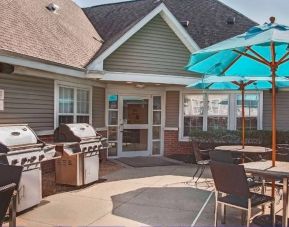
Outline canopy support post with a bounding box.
[271,42,277,168]
[241,85,245,149]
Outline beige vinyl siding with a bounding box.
[165,91,179,127]
[0,73,54,132]
[263,91,289,131]
[104,15,196,77]
[92,86,105,128]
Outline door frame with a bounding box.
[118,95,151,157]
[106,87,165,158]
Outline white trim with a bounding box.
[0,54,85,77]
[36,130,54,136]
[164,127,179,131]
[87,3,199,71]
[14,66,105,88]
[159,7,199,52]
[87,71,200,86]
[54,80,93,129]
[95,127,107,132]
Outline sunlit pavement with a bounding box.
[4,163,284,227]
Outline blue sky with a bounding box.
[74,0,289,25]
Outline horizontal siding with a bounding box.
[165,91,179,127]
[0,73,54,132]
[92,86,105,128]
[104,15,196,77]
[263,91,289,131]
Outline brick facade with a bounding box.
[164,130,193,156]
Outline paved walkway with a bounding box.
[6,164,273,227]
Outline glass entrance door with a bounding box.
[119,96,151,157]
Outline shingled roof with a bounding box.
[83,0,257,62]
[0,0,103,69]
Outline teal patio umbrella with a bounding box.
[188,75,289,148]
[186,17,289,167]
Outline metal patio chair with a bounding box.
[209,150,263,190]
[210,161,275,227]
[191,141,211,184]
[0,164,23,227]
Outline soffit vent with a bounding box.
[46,3,60,13]
[180,20,190,27]
[227,16,236,25]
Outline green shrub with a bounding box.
[189,129,289,146]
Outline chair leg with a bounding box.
[246,209,251,227]
[192,164,201,180]
[221,203,226,224]
[214,200,218,227]
[271,200,276,227]
[196,165,205,183]
[246,201,251,227]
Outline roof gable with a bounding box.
[84,0,257,69]
[104,15,196,77]
[86,3,199,70]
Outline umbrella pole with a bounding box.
[241,86,245,149]
[271,42,277,168]
[271,69,277,167]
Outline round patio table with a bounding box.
[214,145,271,162]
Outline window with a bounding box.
[57,83,91,126]
[207,94,229,130]
[181,92,262,139]
[236,94,259,130]
[183,94,204,136]
[107,94,118,157]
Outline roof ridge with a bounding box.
[216,0,258,25]
[83,0,145,9]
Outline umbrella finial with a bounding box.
[269,16,276,24]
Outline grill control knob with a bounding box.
[21,158,28,165]
[11,159,19,165]
[39,155,45,161]
[93,145,98,151]
[30,156,37,163]
[88,146,93,152]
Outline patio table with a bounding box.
[214,145,271,162]
[243,161,289,227]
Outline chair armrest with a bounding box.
[199,149,211,155]
[0,183,16,193]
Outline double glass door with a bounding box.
[107,94,163,157]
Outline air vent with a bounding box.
[227,16,236,25]
[180,20,190,27]
[46,3,60,13]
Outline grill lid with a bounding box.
[65,123,96,139]
[0,125,38,147]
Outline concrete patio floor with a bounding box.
[5,163,282,227]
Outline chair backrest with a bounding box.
[210,161,250,198]
[0,183,16,225]
[209,150,234,164]
[192,142,203,162]
[0,164,23,190]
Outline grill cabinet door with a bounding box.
[17,168,42,212]
[83,154,99,184]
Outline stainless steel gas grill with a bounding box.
[54,123,108,186]
[0,124,57,212]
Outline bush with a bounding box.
[190,129,289,146]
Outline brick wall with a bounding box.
[164,130,193,156]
